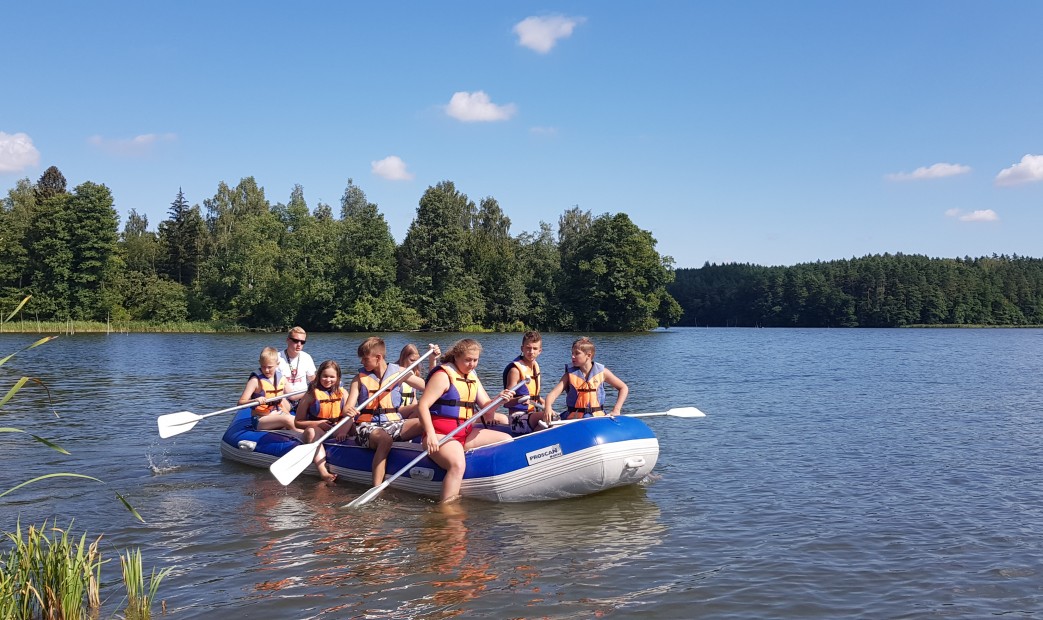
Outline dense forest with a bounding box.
[0,166,681,332]
[669,255,1043,327]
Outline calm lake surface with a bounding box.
[3,328,1043,618]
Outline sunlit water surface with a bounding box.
[2,328,1043,618]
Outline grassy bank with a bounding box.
[0,319,247,334]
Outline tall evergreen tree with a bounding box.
[158,188,205,286]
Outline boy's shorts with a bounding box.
[354,421,406,448]
[510,411,534,433]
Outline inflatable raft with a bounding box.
[220,409,659,502]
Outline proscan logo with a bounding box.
[526,444,563,465]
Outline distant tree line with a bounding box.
[0,166,681,332]
[669,254,1043,327]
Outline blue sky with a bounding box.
[2,2,1042,269]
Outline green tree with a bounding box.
[0,179,38,306]
[516,221,563,330]
[467,197,529,330]
[118,271,189,322]
[158,188,205,287]
[397,181,480,330]
[332,180,419,330]
[66,182,120,320]
[559,210,681,331]
[122,209,162,275]
[270,185,339,328]
[25,169,73,318]
[196,178,282,325]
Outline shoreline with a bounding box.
[3,322,1043,334]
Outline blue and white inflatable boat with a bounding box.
[220,410,659,502]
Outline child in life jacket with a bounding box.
[417,338,516,503]
[544,337,629,420]
[340,337,435,487]
[396,343,440,414]
[238,346,298,431]
[503,330,545,433]
[293,359,348,483]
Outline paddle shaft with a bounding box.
[269,347,438,485]
[313,347,437,444]
[215,390,306,418]
[347,379,526,507]
[550,406,705,425]
[167,389,307,425]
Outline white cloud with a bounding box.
[514,15,585,53]
[0,132,41,173]
[529,126,558,136]
[995,154,1043,186]
[371,155,414,181]
[88,132,177,156]
[946,208,998,222]
[886,162,970,181]
[445,91,517,122]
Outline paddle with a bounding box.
[625,407,706,418]
[345,379,527,509]
[549,406,707,426]
[157,390,306,439]
[269,346,437,486]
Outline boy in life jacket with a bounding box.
[503,330,545,433]
[339,337,436,487]
[544,337,630,420]
[293,359,348,483]
[237,346,298,431]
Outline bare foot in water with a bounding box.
[319,469,337,484]
[438,499,466,517]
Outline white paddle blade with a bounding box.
[269,443,320,486]
[667,407,706,418]
[626,407,707,419]
[157,412,202,438]
[346,481,390,508]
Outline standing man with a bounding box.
[278,326,317,413]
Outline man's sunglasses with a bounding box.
[289,337,306,345]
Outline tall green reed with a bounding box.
[120,547,173,620]
[0,520,103,620]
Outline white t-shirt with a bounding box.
[278,350,316,397]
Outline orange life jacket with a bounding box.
[250,370,286,415]
[562,362,606,420]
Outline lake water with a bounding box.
[2,328,1043,618]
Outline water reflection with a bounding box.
[224,479,665,619]
[414,504,498,617]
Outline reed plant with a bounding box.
[120,547,172,620]
[0,520,103,620]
